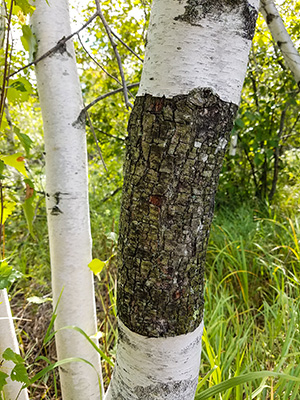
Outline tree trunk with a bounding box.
[0,289,29,400]
[106,1,259,399]
[260,0,300,87]
[31,1,102,399]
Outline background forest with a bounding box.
[1,0,300,399]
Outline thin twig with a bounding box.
[84,109,108,172]
[77,33,135,99]
[9,12,98,78]
[0,0,13,127]
[111,31,143,62]
[82,82,139,115]
[100,187,122,203]
[94,126,125,142]
[95,0,133,109]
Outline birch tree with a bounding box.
[31,1,102,399]
[260,0,300,87]
[105,1,259,398]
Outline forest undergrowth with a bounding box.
[3,151,299,400]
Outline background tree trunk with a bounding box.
[0,289,29,400]
[106,0,259,399]
[260,0,300,87]
[31,1,102,399]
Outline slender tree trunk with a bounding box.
[0,289,29,400]
[0,5,28,400]
[31,1,102,399]
[260,0,300,87]
[106,1,259,399]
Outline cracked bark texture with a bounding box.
[118,88,238,337]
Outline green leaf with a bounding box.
[11,364,30,385]
[0,160,4,179]
[7,78,33,103]
[2,348,24,365]
[88,258,106,276]
[0,262,22,290]
[14,129,33,156]
[2,349,30,385]
[21,25,37,62]
[23,197,35,238]
[0,153,28,177]
[15,0,35,15]
[235,118,245,128]
[1,200,16,225]
[22,179,35,237]
[0,371,9,392]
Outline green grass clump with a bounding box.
[198,199,300,399]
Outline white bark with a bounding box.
[107,2,259,399]
[105,320,204,400]
[0,289,29,400]
[31,1,102,399]
[260,0,300,87]
[229,134,238,156]
[138,0,260,105]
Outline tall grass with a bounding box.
[199,202,300,399]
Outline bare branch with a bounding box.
[77,33,135,99]
[95,0,133,109]
[84,109,108,172]
[82,82,139,114]
[112,31,144,62]
[94,126,125,142]
[100,187,122,203]
[0,0,13,128]
[9,12,98,78]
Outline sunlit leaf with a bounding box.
[88,258,106,276]
[0,153,28,177]
[7,78,33,103]
[21,25,37,62]
[15,0,35,15]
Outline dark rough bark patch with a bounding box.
[109,377,198,400]
[265,12,276,24]
[175,0,258,40]
[118,88,238,337]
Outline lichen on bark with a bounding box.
[175,0,258,40]
[118,88,238,337]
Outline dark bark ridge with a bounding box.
[118,88,238,337]
[175,0,258,40]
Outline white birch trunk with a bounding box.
[260,0,300,87]
[31,2,102,399]
[229,134,238,156]
[107,1,259,399]
[0,289,29,400]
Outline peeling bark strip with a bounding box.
[118,88,238,337]
[105,320,204,400]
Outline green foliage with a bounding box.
[0,372,8,393]
[21,25,37,62]
[0,261,21,289]
[218,2,300,202]
[2,348,30,385]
